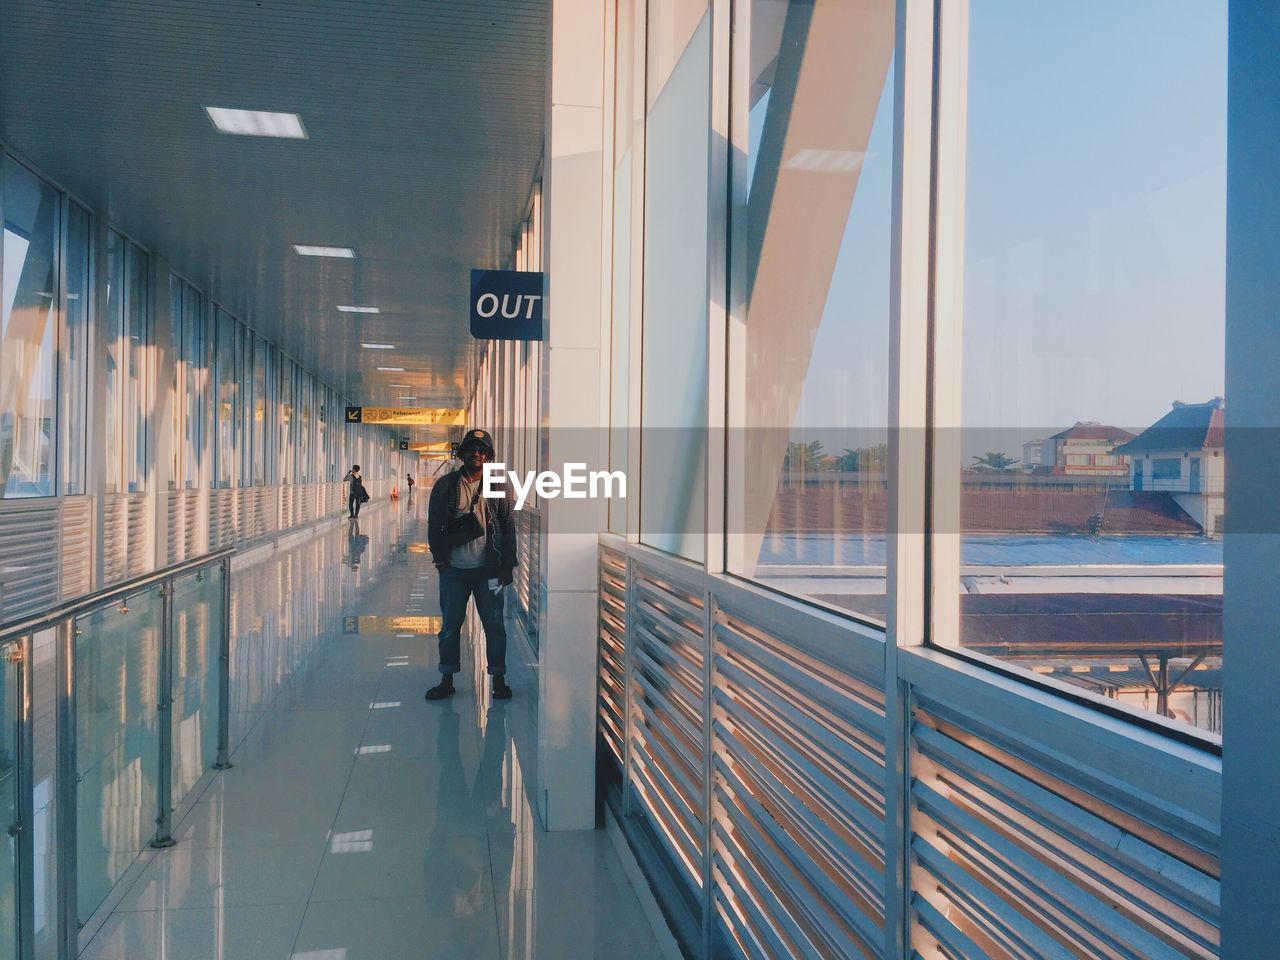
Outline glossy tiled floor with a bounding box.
[79,499,663,960]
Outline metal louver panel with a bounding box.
[629,559,707,894]
[58,496,93,601]
[0,499,63,620]
[907,658,1220,960]
[598,544,627,771]
[516,508,539,653]
[100,493,128,585]
[711,604,887,960]
[209,488,237,547]
[165,490,185,564]
[125,493,150,578]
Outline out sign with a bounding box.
[469,269,544,341]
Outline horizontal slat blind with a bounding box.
[909,692,1220,960]
[712,605,887,960]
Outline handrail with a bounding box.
[0,546,236,645]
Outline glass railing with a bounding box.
[0,547,233,960]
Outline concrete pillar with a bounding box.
[537,0,607,832]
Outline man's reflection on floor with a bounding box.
[423,699,509,956]
[345,517,370,569]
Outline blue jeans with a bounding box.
[437,565,507,676]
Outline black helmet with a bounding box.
[457,428,495,456]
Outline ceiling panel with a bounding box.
[0,0,547,416]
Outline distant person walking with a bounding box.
[425,429,517,701]
[343,464,368,518]
[406,472,415,495]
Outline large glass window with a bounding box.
[279,355,295,482]
[1,157,60,498]
[934,0,1227,737]
[123,242,149,492]
[610,0,643,534]
[640,0,711,561]
[251,334,268,485]
[183,285,206,487]
[62,202,91,495]
[168,275,184,486]
[103,232,124,493]
[213,307,239,487]
[725,0,895,620]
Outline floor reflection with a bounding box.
[75,497,661,960]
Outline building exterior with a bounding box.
[1020,437,1045,468]
[1043,422,1135,477]
[1115,398,1226,536]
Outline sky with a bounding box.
[749,0,1228,458]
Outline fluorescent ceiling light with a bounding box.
[399,397,418,401]
[292,244,354,258]
[337,305,380,314]
[361,343,395,350]
[386,383,410,387]
[204,107,307,139]
[376,366,404,372]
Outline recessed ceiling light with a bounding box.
[386,383,410,387]
[204,107,307,139]
[376,366,404,372]
[361,343,395,350]
[399,396,418,401]
[338,305,380,314]
[292,244,354,258]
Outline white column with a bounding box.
[537,0,607,831]
[1221,2,1280,956]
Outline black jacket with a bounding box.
[427,468,518,574]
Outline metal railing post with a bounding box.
[56,619,79,960]
[12,637,36,960]
[213,557,233,770]
[151,583,176,848]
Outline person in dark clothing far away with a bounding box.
[406,472,415,495]
[343,464,364,518]
[425,429,517,701]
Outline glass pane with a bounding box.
[62,203,91,496]
[610,0,642,535]
[124,242,148,493]
[279,356,294,483]
[183,286,205,488]
[1,157,60,498]
[252,336,267,485]
[214,308,238,487]
[103,232,124,493]
[75,586,162,921]
[171,566,223,800]
[31,628,57,960]
[640,0,710,561]
[943,0,1226,735]
[726,0,895,621]
[0,643,19,958]
[168,276,184,487]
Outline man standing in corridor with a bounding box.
[425,429,517,700]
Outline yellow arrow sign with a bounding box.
[349,407,465,426]
[408,441,454,452]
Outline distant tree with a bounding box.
[783,440,825,473]
[838,443,889,473]
[971,451,1020,473]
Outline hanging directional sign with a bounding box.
[344,407,466,426]
[398,439,410,450]
[470,269,545,341]
[408,441,454,452]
